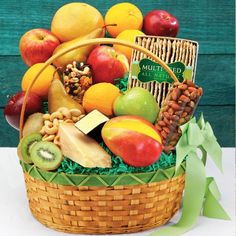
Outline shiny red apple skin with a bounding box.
[87,46,129,84]
[143,10,179,37]
[19,28,60,66]
[4,91,43,130]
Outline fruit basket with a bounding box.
[18,38,187,234]
[4,3,229,236]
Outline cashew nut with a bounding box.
[64,119,73,123]
[63,112,72,119]
[72,116,80,122]
[77,66,90,75]
[53,135,60,146]
[44,124,58,135]
[53,118,59,127]
[42,134,55,142]
[43,113,51,120]
[50,111,63,121]
[70,109,81,117]
[39,126,46,135]
[58,107,71,119]
[44,120,53,127]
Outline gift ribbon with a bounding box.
[203,177,230,220]
[149,114,230,236]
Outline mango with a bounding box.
[101,116,162,167]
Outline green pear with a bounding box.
[52,27,105,68]
[48,78,85,114]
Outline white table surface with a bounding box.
[0,147,235,236]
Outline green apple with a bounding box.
[113,87,159,123]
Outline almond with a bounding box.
[197,87,203,96]
[188,86,197,93]
[178,84,188,90]
[163,117,171,125]
[171,102,181,110]
[175,110,183,116]
[184,106,192,113]
[186,80,195,86]
[155,125,162,131]
[188,101,195,108]
[161,130,168,139]
[157,120,166,127]
[183,89,190,96]
[190,91,197,100]
[171,114,179,121]
[163,127,170,133]
[163,111,170,119]
[179,95,190,103]
[171,88,181,100]
[167,107,174,115]
[179,118,186,125]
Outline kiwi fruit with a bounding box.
[30,141,63,171]
[23,113,44,137]
[21,133,42,163]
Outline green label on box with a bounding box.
[131,58,193,83]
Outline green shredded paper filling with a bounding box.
[57,142,176,175]
[114,75,129,92]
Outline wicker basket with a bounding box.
[22,164,185,234]
[19,38,185,234]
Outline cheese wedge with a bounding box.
[58,123,111,168]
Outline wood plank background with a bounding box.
[0,0,235,147]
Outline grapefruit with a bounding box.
[51,3,104,42]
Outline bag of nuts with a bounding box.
[155,79,203,153]
[63,61,92,103]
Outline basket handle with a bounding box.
[19,37,178,139]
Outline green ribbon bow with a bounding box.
[150,114,230,236]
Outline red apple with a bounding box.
[143,10,179,37]
[4,91,43,130]
[19,28,60,66]
[87,46,129,84]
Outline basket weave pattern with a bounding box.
[24,173,185,234]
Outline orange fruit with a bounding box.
[21,63,60,100]
[105,3,143,38]
[82,83,120,116]
[51,3,104,42]
[114,30,145,61]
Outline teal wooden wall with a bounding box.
[0,0,235,147]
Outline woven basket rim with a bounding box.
[21,161,186,187]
